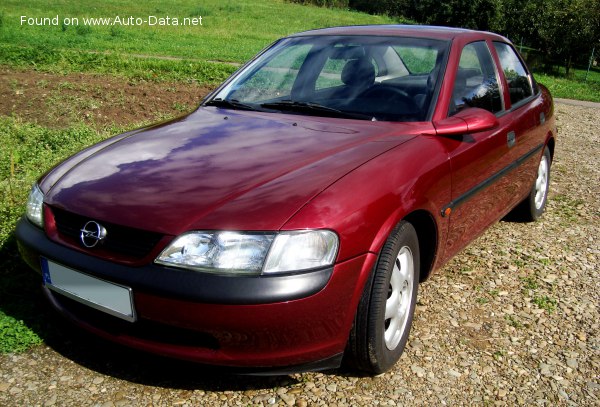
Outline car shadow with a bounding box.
[0,233,316,390]
[40,321,307,390]
[501,211,529,223]
[0,234,59,345]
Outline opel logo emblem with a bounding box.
[80,221,107,248]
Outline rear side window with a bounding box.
[450,41,502,116]
[493,42,534,106]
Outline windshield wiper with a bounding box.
[260,100,374,120]
[206,98,260,111]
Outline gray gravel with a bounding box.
[1,102,598,406]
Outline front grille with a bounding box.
[51,206,164,259]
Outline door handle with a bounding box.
[507,131,516,148]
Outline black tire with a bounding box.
[345,221,420,374]
[509,146,552,222]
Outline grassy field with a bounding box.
[1,0,396,63]
[0,0,398,84]
[2,0,598,96]
[535,68,600,103]
[0,43,238,84]
[0,0,598,354]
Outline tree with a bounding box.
[410,0,504,31]
[350,0,504,31]
[305,0,600,76]
[348,0,411,19]
[503,0,600,74]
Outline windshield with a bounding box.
[210,35,449,122]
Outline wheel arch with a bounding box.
[403,210,438,282]
[546,134,555,163]
[369,208,440,284]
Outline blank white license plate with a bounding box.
[41,258,136,322]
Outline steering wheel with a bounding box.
[359,85,416,108]
[358,85,418,119]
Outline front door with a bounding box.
[440,40,516,260]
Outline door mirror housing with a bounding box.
[433,108,498,136]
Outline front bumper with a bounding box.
[16,217,377,371]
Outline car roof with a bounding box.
[289,24,509,42]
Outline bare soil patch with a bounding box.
[0,67,212,129]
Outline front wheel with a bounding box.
[346,221,420,374]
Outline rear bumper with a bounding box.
[16,217,377,370]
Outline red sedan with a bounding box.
[17,25,556,374]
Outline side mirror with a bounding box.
[433,108,498,136]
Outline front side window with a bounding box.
[211,36,449,122]
[450,41,502,116]
[493,42,534,106]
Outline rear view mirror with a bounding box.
[433,108,498,136]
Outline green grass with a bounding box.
[1,0,396,63]
[532,295,557,313]
[551,194,584,224]
[0,43,237,84]
[520,276,539,291]
[0,0,399,85]
[535,67,600,103]
[0,118,118,354]
[505,315,523,329]
[0,315,43,353]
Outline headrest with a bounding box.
[341,58,376,87]
[455,69,470,89]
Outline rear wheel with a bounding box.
[510,146,551,221]
[346,221,420,374]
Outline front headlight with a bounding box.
[26,184,44,228]
[263,230,338,273]
[156,232,276,274]
[156,230,338,275]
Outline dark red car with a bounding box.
[17,25,556,374]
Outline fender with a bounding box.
[283,135,452,268]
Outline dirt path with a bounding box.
[0,69,598,406]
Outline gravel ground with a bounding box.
[1,102,598,406]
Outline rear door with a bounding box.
[491,41,545,201]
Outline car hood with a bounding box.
[43,107,426,235]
